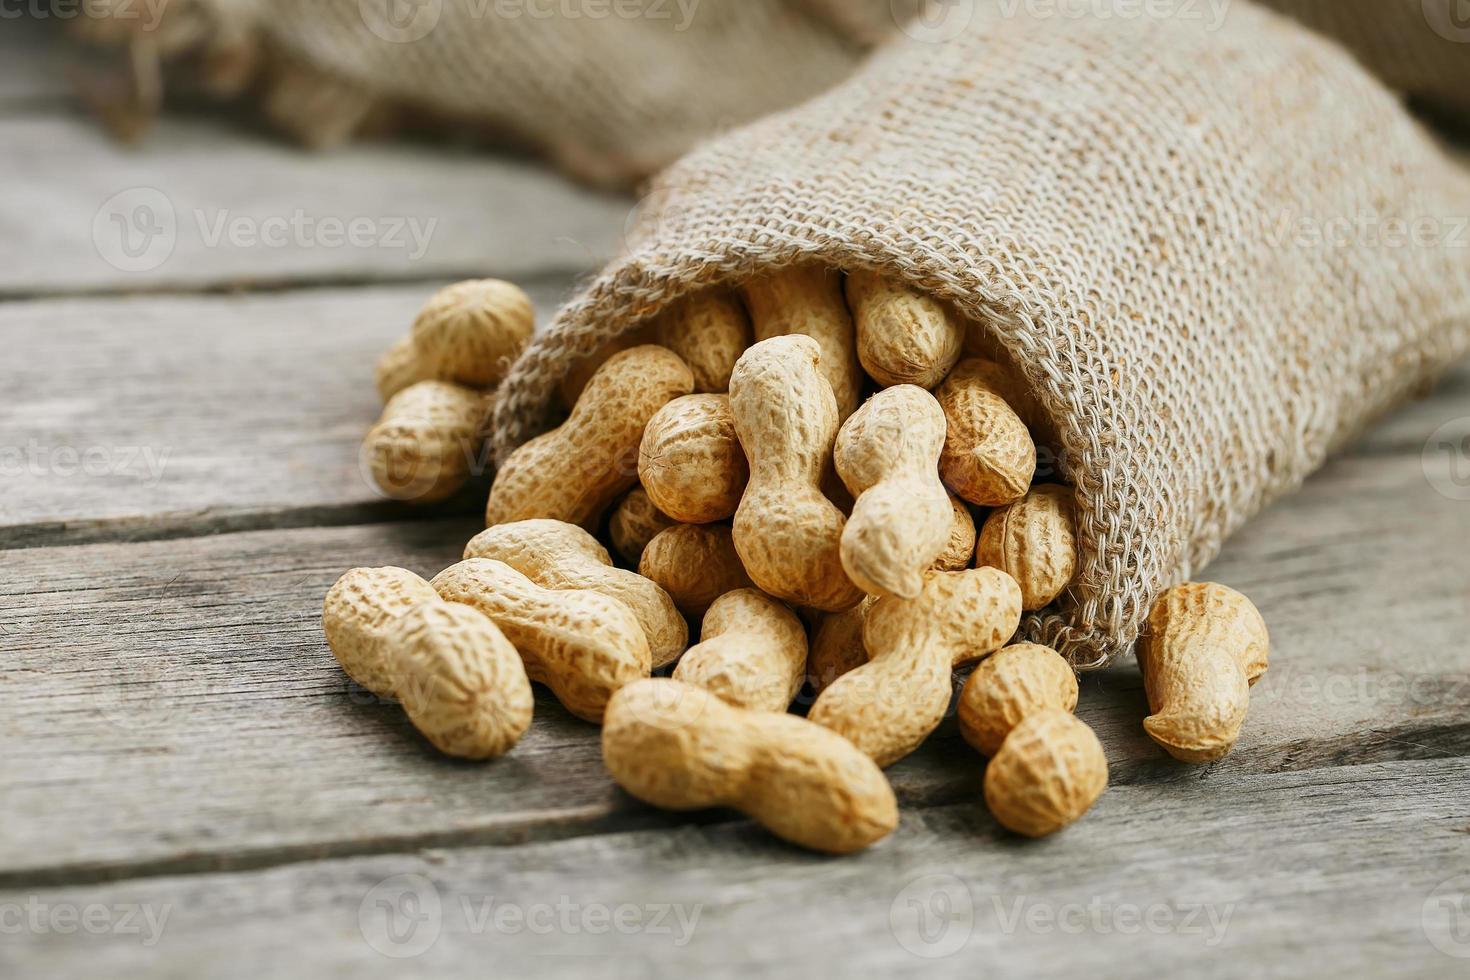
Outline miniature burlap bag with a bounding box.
[490,1,1470,668]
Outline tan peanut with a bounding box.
[653,291,752,393]
[363,381,489,504]
[729,335,864,612]
[602,679,898,854]
[672,589,807,711]
[809,567,1022,766]
[807,598,873,695]
[935,495,977,571]
[558,326,658,406]
[389,601,534,760]
[845,270,964,389]
[374,334,435,402]
[958,643,1078,757]
[834,385,952,599]
[976,484,1078,610]
[465,520,687,669]
[608,488,676,566]
[487,345,693,528]
[936,359,1036,507]
[638,524,754,618]
[638,394,748,524]
[411,279,535,388]
[984,709,1108,837]
[740,264,863,419]
[1137,582,1270,763]
[322,566,439,698]
[432,558,650,723]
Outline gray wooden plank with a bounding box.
[0,278,581,546]
[0,757,1464,979]
[2,419,1468,884]
[2,114,628,295]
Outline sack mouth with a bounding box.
[492,235,1131,671]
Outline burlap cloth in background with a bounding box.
[489,2,1470,668]
[70,1,1470,185]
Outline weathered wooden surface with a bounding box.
[0,279,580,547]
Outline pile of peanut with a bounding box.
[333,266,1270,853]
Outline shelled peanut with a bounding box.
[321,267,1272,854]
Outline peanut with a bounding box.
[608,488,676,566]
[807,598,873,695]
[558,326,658,407]
[602,679,898,854]
[638,394,748,524]
[976,483,1078,610]
[653,291,752,393]
[672,589,807,711]
[834,385,952,599]
[389,601,534,760]
[432,558,651,723]
[740,265,863,419]
[374,334,435,402]
[411,279,535,388]
[935,495,977,571]
[362,381,489,504]
[984,709,1108,837]
[638,524,754,618]
[845,270,963,389]
[487,345,694,528]
[322,566,439,698]
[936,359,1036,507]
[729,336,864,612]
[464,519,687,669]
[958,643,1078,757]
[1137,582,1270,763]
[809,567,1022,766]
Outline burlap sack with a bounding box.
[489,1,1470,669]
[69,1,1470,184]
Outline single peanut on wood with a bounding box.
[809,567,1022,766]
[937,359,1036,507]
[638,524,754,618]
[602,679,898,854]
[608,488,676,566]
[487,345,694,528]
[388,601,534,760]
[740,265,863,419]
[845,270,963,389]
[984,709,1108,837]
[363,381,489,504]
[1137,582,1270,763]
[834,385,952,599]
[432,558,651,723]
[958,643,1078,757]
[411,279,535,388]
[638,394,748,524]
[807,598,873,695]
[375,334,436,402]
[322,566,440,698]
[464,519,687,669]
[653,291,753,393]
[976,483,1078,610]
[935,495,977,571]
[673,589,807,711]
[729,336,864,612]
